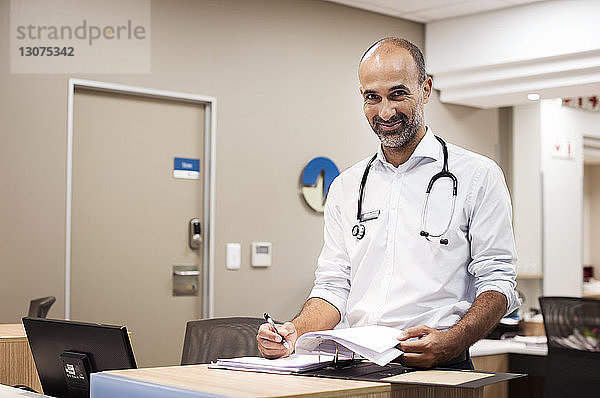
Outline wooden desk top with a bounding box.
[0,322,132,340]
[100,364,391,398]
[0,324,26,340]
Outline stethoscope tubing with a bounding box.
[352,135,457,244]
[356,154,378,222]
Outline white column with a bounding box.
[540,100,584,296]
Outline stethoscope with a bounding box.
[351,135,458,245]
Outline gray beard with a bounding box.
[373,107,424,148]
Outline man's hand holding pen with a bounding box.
[257,317,298,359]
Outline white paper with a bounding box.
[212,354,334,374]
[295,325,403,366]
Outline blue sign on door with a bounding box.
[173,157,200,179]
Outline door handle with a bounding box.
[189,218,202,250]
[172,265,199,296]
[173,270,200,276]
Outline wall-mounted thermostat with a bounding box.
[251,242,272,267]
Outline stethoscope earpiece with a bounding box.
[422,231,449,245]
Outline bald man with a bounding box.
[257,38,520,370]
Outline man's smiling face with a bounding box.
[359,45,429,148]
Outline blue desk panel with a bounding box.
[90,373,227,398]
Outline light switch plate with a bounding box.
[226,243,241,270]
[251,242,271,267]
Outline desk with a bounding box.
[0,324,42,392]
[470,339,547,357]
[92,364,489,398]
[470,339,547,398]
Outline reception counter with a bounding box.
[90,364,518,398]
[470,339,547,398]
[0,324,42,392]
[1,327,544,398]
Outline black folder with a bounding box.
[301,361,525,388]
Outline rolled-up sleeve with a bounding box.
[467,162,521,316]
[308,177,351,319]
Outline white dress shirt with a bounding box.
[309,128,520,331]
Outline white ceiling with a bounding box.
[325,0,546,23]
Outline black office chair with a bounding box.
[539,296,600,398]
[27,296,56,318]
[181,317,270,365]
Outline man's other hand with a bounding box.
[396,325,463,368]
[256,321,297,359]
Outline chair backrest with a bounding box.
[539,296,600,352]
[181,317,266,365]
[539,296,600,398]
[27,296,56,318]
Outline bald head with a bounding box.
[359,38,426,84]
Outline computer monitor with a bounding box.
[22,317,137,398]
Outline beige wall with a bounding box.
[0,0,499,323]
[497,107,513,192]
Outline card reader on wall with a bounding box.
[251,242,271,267]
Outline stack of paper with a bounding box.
[212,354,334,374]
[212,325,403,374]
[295,325,402,366]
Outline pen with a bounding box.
[263,312,290,349]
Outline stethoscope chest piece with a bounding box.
[352,224,366,240]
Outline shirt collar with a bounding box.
[375,126,441,169]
